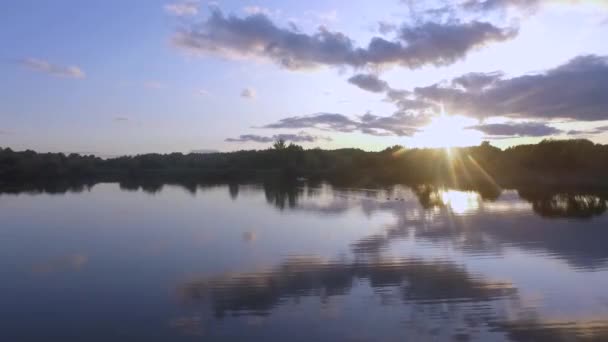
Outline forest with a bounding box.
[1,139,607,189]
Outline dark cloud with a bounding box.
[226,132,332,143]
[467,122,562,137]
[348,74,389,93]
[263,113,358,132]
[265,54,608,140]
[567,125,608,136]
[264,54,608,140]
[173,10,517,70]
[414,55,608,122]
[451,71,503,91]
[262,112,429,137]
[391,21,517,67]
[377,21,397,35]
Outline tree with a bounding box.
[273,138,286,150]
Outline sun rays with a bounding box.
[410,106,483,149]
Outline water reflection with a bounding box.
[519,191,607,218]
[4,179,607,220]
[495,319,608,342]
[31,254,88,275]
[3,181,608,341]
[440,190,481,214]
[168,183,608,340]
[179,257,516,318]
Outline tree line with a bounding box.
[1,139,607,188]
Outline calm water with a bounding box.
[2,182,608,341]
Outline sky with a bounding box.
[1,0,608,155]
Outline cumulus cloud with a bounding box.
[164,1,199,16]
[467,122,562,137]
[348,74,389,93]
[264,54,608,140]
[19,57,85,79]
[240,87,256,99]
[226,131,332,143]
[172,10,517,70]
[262,112,429,137]
[413,55,608,121]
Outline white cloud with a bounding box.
[164,1,199,16]
[242,6,281,17]
[241,87,256,99]
[305,9,338,22]
[144,81,164,89]
[19,57,85,79]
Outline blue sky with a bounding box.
[1,0,608,155]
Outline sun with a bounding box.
[411,112,483,148]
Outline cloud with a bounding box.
[144,81,164,89]
[413,55,608,121]
[263,54,608,140]
[264,113,357,131]
[461,0,542,13]
[348,74,389,93]
[467,122,562,137]
[240,87,256,99]
[567,125,608,136]
[226,131,332,143]
[377,21,397,35]
[113,117,129,122]
[18,57,85,79]
[172,10,517,70]
[451,71,504,91]
[164,1,199,16]
[243,6,281,17]
[262,112,429,137]
[197,88,210,96]
[305,9,338,22]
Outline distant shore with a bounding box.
[2,139,607,189]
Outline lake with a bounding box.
[2,182,608,341]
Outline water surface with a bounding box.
[2,182,608,341]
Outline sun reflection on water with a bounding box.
[440,190,481,215]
